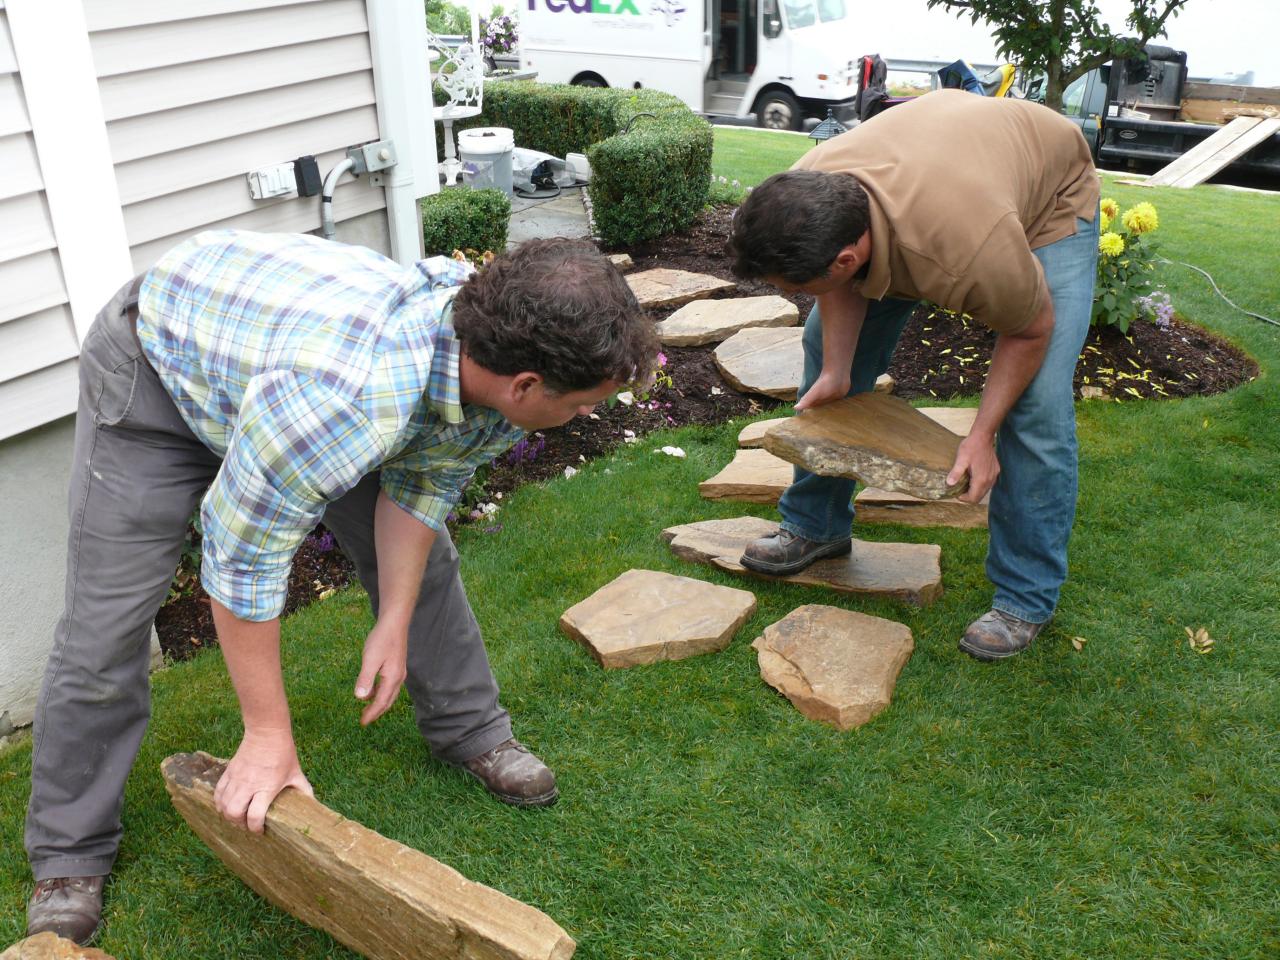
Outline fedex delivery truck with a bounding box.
[518,0,861,130]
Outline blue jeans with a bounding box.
[778,217,1099,623]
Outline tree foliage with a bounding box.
[925,0,1191,109]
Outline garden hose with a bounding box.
[1158,257,1279,328]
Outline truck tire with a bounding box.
[755,90,802,131]
[571,72,608,88]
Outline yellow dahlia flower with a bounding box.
[1100,211,1113,232]
[1099,232,1125,257]
[1100,197,1119,220]
[1122,202,1159,235]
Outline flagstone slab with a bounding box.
[714,327,804,400]
[699,449,794,503]
[662,516,942,607]
[559,569,757,669]
[752,604,913,730]
[657,295,798,346]
[763,392,968,499]
[625,268,735,309]
[854,487,989,528]
[738,418,789,448]
[162,752,575,960]
[1,934,115,960]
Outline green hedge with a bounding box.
[436,81,712,247]
[420,187,511,257]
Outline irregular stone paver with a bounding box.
[162,752,575,960]
[0,933,116,960]
[559,569,756,669]
[875,373,895,394]
[607,253,633,272]
[625,268,735,310]
[738,418,789,448]
[657,295,798,346]
[714,327,804,400]
[699,449,793,503]
[763,392,967,499]
[752,604,913,730]
[663,516,942,607]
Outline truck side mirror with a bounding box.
[763,0,782,38]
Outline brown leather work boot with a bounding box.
[27,875,105,945]
[740,528,852,576]
[461,739,559,807]
[959,610,1050,661]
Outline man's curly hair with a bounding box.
[451,238,658,393]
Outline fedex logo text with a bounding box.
[528,0,642,14]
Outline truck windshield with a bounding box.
[783,0,846,29]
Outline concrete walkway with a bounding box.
[507,185,592,246]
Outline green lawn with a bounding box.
[3,150,1278,957]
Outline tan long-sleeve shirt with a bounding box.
[792,89,1100,334]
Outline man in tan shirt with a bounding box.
[728,90,1100,660]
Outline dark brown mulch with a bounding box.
[153,203,1256,661]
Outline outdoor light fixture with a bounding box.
[809,108,847,143]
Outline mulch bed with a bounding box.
[154,204,1256,661]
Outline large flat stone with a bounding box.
[657,295,798,346]
[714,327,804,400]
[763,392,968,499]
[1,934,115,960]
[752,604,913,730]
[625,268,735,309]
[662,516,942,607]
[559,568,756,668]
[737,418,789,448]
[699,449,793,503]
[162,752,575,960]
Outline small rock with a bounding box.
[625,268,735,310]
[752,604,913,730]
[1080,385,1111,400]
[559,569,757,668]
[607,253,633,272]
[763,392,967,499]
[657,296,798,346]
[875,373,895,394]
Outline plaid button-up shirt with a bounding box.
[137,229,521,622]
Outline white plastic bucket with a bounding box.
[457,127,514,197]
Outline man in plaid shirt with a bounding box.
[25,230,657,944]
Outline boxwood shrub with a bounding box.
[436,81,712,247]
[420,187,511,257]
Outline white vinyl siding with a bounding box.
[0,4,78,438]
[2,0,393,441]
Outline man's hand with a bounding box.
[795,369,852,411]
[354,620,409,726]
[947,430,1000,504]
[214,728,313,834]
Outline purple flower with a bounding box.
[310,530,336,553]
[657,351,668,367]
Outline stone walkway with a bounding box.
[506,186,592,247]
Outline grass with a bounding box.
[2,148,1278,957]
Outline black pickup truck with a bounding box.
[1025,46,1280,180]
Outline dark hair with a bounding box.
[451,238,658,393]
[728,170,870,283]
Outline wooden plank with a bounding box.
[98,33,371,122]
[89,0,367,78]
[1180,98,1278,125]
[107,69,374,163]
[162,752,577,960]
[1183,81,1280,107]
[1167,117,1280,187]
[1143,116,1263,187]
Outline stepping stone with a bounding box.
[625,268,735,309]
[752,604,913,730]
[657,295,798,346]
[607,253,633,271]
[1,933,116,959]
[558,568,756,669]
[162,752,575,960]
[662,516,942,607]
[738,417,789,448]
[699,448,793,503]
[763,392,968,500]
[714,327,804,400]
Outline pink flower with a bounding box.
[657,352,668,367]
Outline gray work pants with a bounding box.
[25,279,512,882]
